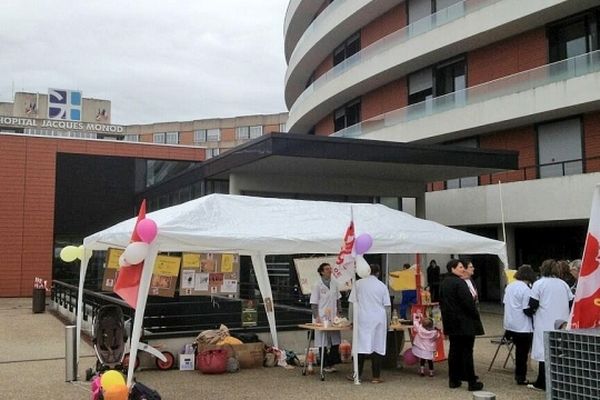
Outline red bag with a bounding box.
[196,348,228,374]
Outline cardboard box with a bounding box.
[179,353,195,371]
[233,342,264,369]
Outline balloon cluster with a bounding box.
[119,218,158,267]
[99,370,128,400]
[59,245,85,262]
[354,233,373,278]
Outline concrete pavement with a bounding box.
[0,298,544,400]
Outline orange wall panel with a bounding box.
[362,77,407,120]
[584,112,600,173]
[361,3,407,47]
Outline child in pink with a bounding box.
[412,313,440,377]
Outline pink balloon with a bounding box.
[354,233,373,255]
[136,218,158,243]
[403,348,418,366]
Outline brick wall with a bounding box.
[584,111,600,172]
[315,114,334,136]
[468,28,547,86]
[362,77,407,120]
[361,3,407,47]
[0,134,203,297]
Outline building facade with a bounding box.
[284,0,600,272]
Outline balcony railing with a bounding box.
[431,156,599,191]
[290,0,501,108]
[333,50,600,139]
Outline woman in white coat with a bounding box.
[310,263,342,372]
[348,264,391,383]
[525,259,574,391]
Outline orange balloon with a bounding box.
[103,383,129,400]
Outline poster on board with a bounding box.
[149,254,182,297]
[179,252,240,297]
[102,248,124,291]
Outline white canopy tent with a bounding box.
[78,193,507,385]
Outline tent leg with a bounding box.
[250,252,279,348]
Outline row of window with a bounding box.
[153,131,179,144]
[327,6,600,132]
[149,124,286,145]
[23,128,98,139]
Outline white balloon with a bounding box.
[123,242,149,265]
[355,255,371,278]
[118,253,131,268]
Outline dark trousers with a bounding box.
[420,359,434,370]
[506,331,533,383]
[448,335,477,383]
[358,353,383,379]
[534,361,546,390]
[324,344,340,367]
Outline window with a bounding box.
[408,0,462,24]
[333,32,360,66]
[153,133,165,143]
[166,131,179,144]
[537,118,583,178]
[249,126,263,139]
[334,99,361,132]
[548,10,599,63]
[196,128,221,143]
[446,137,479,189]
[236,126,250,140]
[408,57,465,105]
[124,134,139,142]
[206,148,220,159]
[279,123,286,132]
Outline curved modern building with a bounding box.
[285,0,600,272]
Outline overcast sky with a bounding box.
[0,1,289,125]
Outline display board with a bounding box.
[293,256,352,295]
[179,252,240,297]
[101,248,124,291]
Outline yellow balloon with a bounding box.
[77,245,85,260]
[103,383,129,400]
[59,246,79,262]
[101,370,126,391]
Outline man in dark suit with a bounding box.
[439,259,484,391]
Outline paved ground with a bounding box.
[0,298,544,399]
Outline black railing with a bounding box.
[51,280,312,339]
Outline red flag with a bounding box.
[570,187,600,329]
[336,221,355,265]
[114,200,147,309]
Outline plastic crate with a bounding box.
[545,329,600,400]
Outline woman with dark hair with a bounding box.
[439,259,484,391]
[525,259,574,391]
[503,264,536,385]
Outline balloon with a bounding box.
[103,383,129,400]
[354,233,373,255]
[403,348,418,365]
[355,255,371,278]
[136,218,158,244]
[77,245,85,260]
[118,253,131,268]
[60,246,79,262]
[123,242,149,265]
[100,370,126,391]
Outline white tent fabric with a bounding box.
[81,193,507,385]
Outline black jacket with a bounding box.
[439,274,484,336]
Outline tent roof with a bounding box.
[84,194,507,264]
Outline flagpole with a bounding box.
[498,180,507,244]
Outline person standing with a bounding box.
[427,260,441,302]
[439,259,484,391]
[348,264,391,383]
[310,262,342,372]
[503,264,536,385]
[525,259,574,391]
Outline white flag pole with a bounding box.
[498,180,507,244]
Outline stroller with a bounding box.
[86,305,128,380]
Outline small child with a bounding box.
[412,314,440,377]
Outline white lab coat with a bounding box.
[310,278,342,346]
[503,280,533,333]
[349,275,391,355]
[530,277,573,361]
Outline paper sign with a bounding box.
[181,270,195,289]
[106,248,124,269]
[195,273,209,291]
[221,254,234,272]
[209,272,224,287]
[153,255,181,276]
[201,253,217,272]
[182,253,201,268]
[221,279,237,293]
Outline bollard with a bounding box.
[65,325,77,382]
[472,391,496,400]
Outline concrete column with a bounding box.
[415,192,426,219]
[229,173,241,195]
